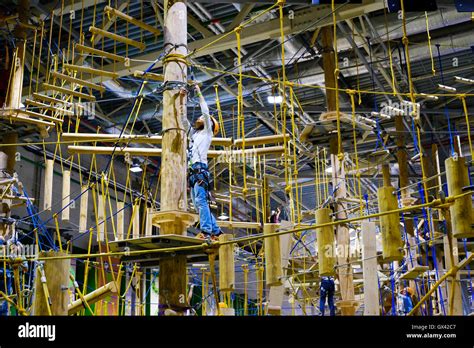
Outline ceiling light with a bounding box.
[325,166,333,174]
[455,76,474,85]
[267,95,283,104]
[218,212,229,220]
[130,165,142,173]
[438,84,457,92]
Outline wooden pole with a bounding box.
[116,201,124,240]
[158,0,189,315]
[79,185,88,233]
[33,251,70,315]
[263,223,282,286]
[97,193,106,242]
[2,133,18,175]
[43,159,54,211]
[61,170,71,221]
[132,203,140,238]
[218,233,235,291]
[361,221,379,315]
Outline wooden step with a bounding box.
[1,111,55,127]
[50,71,106,93]
[26,99,74,116]
[104,6,161,36]
[43,83,96,101]
[32,93,73,107]
[63,64,119,79]
[400,266,429,280]
[22,109,64,123]
[89,26,146,51]
[75,43,126,62]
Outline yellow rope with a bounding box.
[425,11,436,76]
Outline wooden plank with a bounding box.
[61,170,71,222]
[33,251,70,315]
[43,83,96,101]
[145,207,153,237]
[50,71,106,93]
[18,109,64,124]
[75,44,126,62]
[116,201,124,241]
[443,235,463,315]
[89,26,146,51]
[361,221,379,315]
[104,6,161,36]
[68,146,162,156]
[132,203,140,238]
[97,193,106,242]
[26,99,74,116]
[0,112,55,127]
[63,63,120,79]
[79,185,88,233]
[62,133,232,147]
[217,220,262,229]
[68,281,118,315]
[400,266,429,280]
[234,134,289,147]
[32,93,73,107]
[43,159,54,211]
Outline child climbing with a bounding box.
[181,84,222,241]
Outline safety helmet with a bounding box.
[198,115,219,135]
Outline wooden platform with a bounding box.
[108,234,209,267]
[400,266,429,280]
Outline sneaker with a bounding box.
[195,232,207,240]
[210,234,222,242]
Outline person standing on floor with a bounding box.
[181,84,222,241]
[319,276,336,316]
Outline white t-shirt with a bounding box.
[183,96,212,165]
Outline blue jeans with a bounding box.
[0,272,12,316]
[191,182,220,235]
[320,279,335,316]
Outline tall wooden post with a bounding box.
[321,25,355,315]
[361,221,379,315]
[158,0,189,315]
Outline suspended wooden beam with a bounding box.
[217,221,263,229]
[43,159,54,211]
[19,110,64,124]
[68,146,162,156]
[68,145,284,158]
[62,170,71,222]
[32,93,73,107]
[25,99,74,116]
[0,112,55,127]
[104,6,161,36]
[133,70,197,86]
[79,185,88,233]
[62,133,232,147]
[68,281,118,315]
[50,71,106,93]
[234,134,289,147]
[75,43,126,62]
[89,26,146,51]
[43,83,96,101]
[116,201,124,241]
[63,133,163,144]
[63,63,120,79]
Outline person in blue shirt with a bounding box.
[319,276,336,316]
[399,287,414,315]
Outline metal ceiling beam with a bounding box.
[64,1,385,84]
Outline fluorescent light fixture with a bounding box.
[455,76,474,85]
[130,165,142,173]
[438,84,457,92]
[386,105,405,116]
[419,93,439,101]
[325,166,333,174]
[218,213,229,220]
[267,95,283,104]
